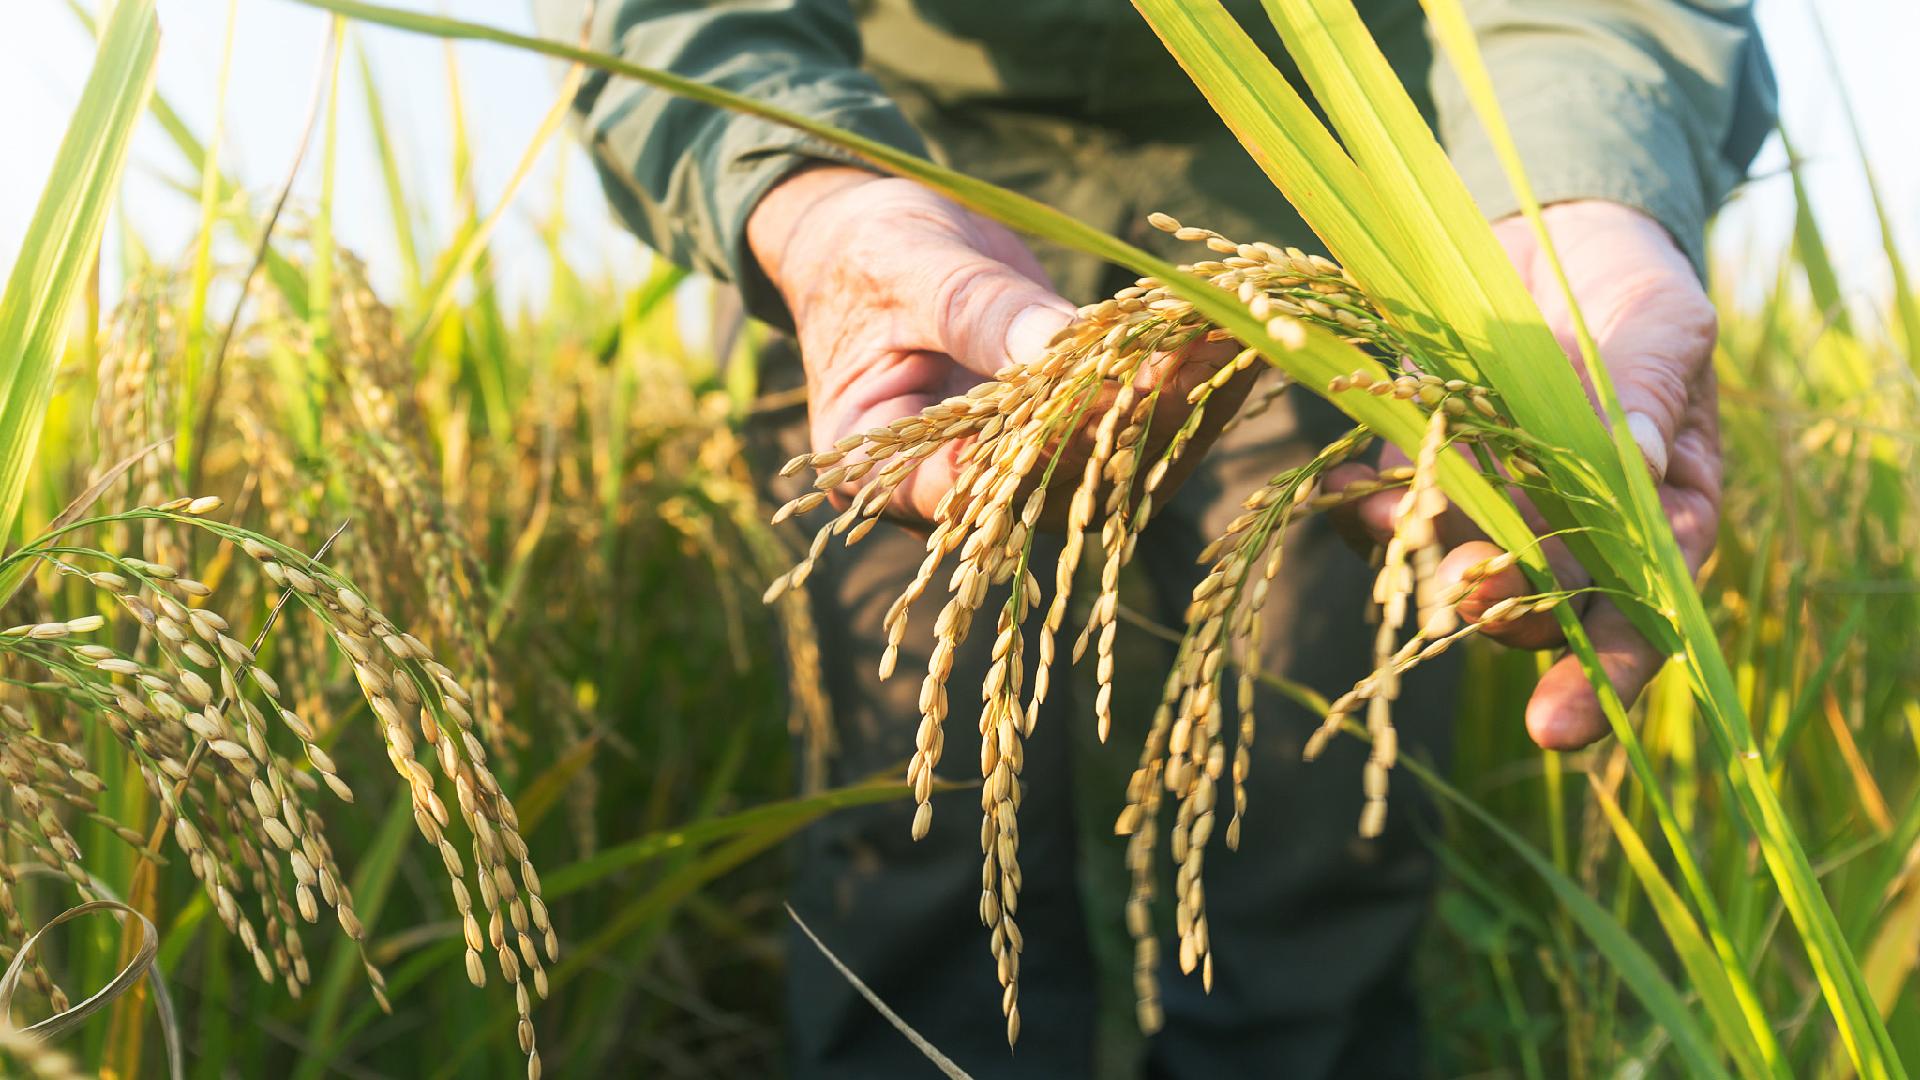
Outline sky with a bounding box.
[0,0,1914,319]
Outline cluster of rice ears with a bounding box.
[18,261,560,1077]
[18,229,834,1074]
[12,5,832,1069]
[768,217,1567,1039]
[280,0,1920,1075]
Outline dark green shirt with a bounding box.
[536,0,1775,324]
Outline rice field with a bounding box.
[1,0,1917,1077]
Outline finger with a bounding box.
[812,350,974,525]
[1324,458,1471,555]
[1322,464,1396,552]
[1129,334,1242,419]
[1664,473,1718,575]
[1326,466,1470,553]
[1597,288,1720,480]
[1434,541,1562,650]
[1524,600,1665,751]
[1506,204,1711,485]
[817,350,965,448]
[1353,489,1398,544]
[1146,334,1240,394]
[919,252,1075,377]
[1662,365,1721,574]
[1124,338,1263,501]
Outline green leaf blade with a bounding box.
[0,0,159,547]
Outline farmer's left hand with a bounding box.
[1330,199,1721,751]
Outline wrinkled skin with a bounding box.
[750,169,1719,748]
[1327,200,1721,750]
[747,165,1249,527]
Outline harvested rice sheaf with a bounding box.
[767,215,1582,1041]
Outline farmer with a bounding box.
[538,1,1774,1075]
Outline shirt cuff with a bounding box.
[1443,72,1713,278]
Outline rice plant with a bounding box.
[3,4,833,1076]
[275,0,1917,1074]
[5,0,1919,1076]
[0,5,567,1077]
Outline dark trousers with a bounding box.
[751,334,1457,1079]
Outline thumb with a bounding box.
[1541,202,1713,486]
[1597,301,1713,484]
[921,254,1075,377]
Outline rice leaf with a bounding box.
[1806,7,1920,365]
[543,778,925,898]
[0,899,158,1044]
[1589,776,1784,1080]
[787,904,975,1079]
[0,0,157,550]
[1419,6,1898,1074]
[176,0,239,482]
[1393,751,1730,1079]
[1780,127,1851,339]
[355,37,424,301]
[63,0,312,314]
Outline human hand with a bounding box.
[747,165,1249,527]
[1329,200,1721,750]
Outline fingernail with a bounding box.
[1625,411,1668,482]
[1005,304,1074,371]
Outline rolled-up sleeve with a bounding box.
[536,0,928,324]
[1430,0,1777,274]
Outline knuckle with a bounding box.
[1604,269,1719,353]
[930,258,1012,339]
[1591,272,1717,422]
[1619,359,1691,420]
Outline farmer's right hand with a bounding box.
[747,164,1252,527]
[748,165,1076,525]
